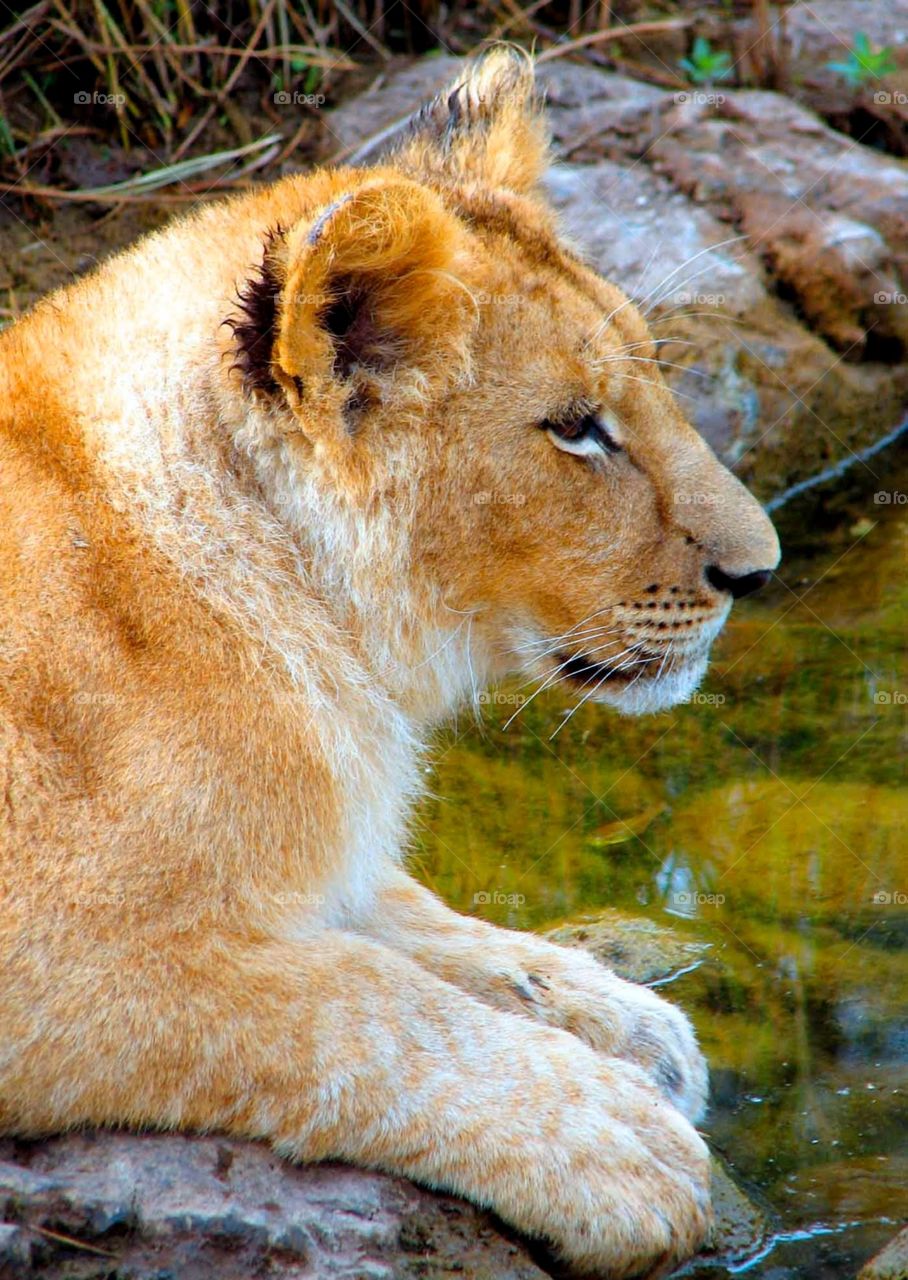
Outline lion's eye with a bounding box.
[542,413,622,459]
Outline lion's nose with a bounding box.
[705,565,772,600]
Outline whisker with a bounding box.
[585,242,667,351]
[508,607,623,655]
[655,641,673,683]
[548,652,661,740]
[402,609,473,676]
[603,338,698,356]
[502,657,575,729]
[623,660,651,696]
[510,641,618,679]
[607,374,698,401]
[585,236,747,360]
[637,234,748,316]
[650,309,732,326]
[509,634,630,699]
[505,639,642,729]
[512,624,623,658]
[465,612,478,710]
[585,293,637,349]
[594,354,714,382]
[549,678,605,739]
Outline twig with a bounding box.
[0,179,249,203]
[27,1224,118,1258]
[536,18,691,64]
[0,133,281,202]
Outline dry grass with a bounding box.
[0,1,359,155]
[0,2,791,202]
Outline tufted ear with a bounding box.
[228,179,473,439]
[381,46,549,194]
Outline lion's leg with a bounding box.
[4,927,709,1277]
[358,868,708,1121]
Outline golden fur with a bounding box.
[0,51,779,1278]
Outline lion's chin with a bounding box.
[592,652,710,716]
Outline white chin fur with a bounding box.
[593,653,710,716]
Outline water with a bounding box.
[414,476,908,1276]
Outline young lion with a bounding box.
[0,50,779,1279]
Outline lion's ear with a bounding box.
[387,46,549,194]
[230,179,473,433]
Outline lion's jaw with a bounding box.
[505,600,731,720]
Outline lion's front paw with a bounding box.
[491,941,709,1121]
[574,970,709,1124]
[507,1049,712,1279]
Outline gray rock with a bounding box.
[545,908,711,985]
[0,1132,547,1279]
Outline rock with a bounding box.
[784,1,908,123]
[0,1222,30,1271]
[702,1156,770,1266]
[545,907,711,985]
[0,1132,547,1279]
[859,1225,908,1280]
[669,1157,771,1278]
[329,56,460,159]
[0,1135,774,1280]
[329,56,908,500]
[635,90,908,361]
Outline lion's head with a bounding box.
[228,49,779,720]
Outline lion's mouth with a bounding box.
[555,647,663,687]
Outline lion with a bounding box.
[0,49,779,1279]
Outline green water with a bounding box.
[414,479,908,1276]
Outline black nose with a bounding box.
[706,565,772,600]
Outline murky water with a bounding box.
[414,474,908,1276]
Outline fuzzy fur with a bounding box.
[0,49,779,1279]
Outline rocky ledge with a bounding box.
[0,1133,546,1280]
